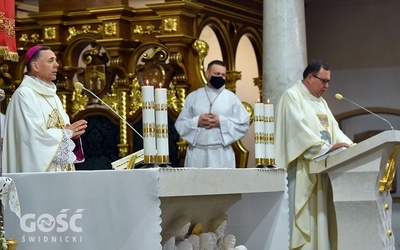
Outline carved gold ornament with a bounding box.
[133,24,162,35]
[102,84,119,112]
[379,144,399,193]
[163,18,177,32]
[19,33,43,44]
[168,82,186,114]
[71,88,88,118]
[242,101,254,124]
[192,39,209,85]
[104,22,117,36]
[225,71,241,93]
[128,77,142,116]
[44,27,57,40]
[67,25,103,41]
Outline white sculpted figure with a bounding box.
[234,246,247,250]
[176,239,193,250]
[199,232,217,250]
[221,234,236,250]
[162,215,191,250]
[188,234,200,250]
[208,214,228,249]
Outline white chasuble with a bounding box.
[175,85,250,168]
[275,81,352,250]
[2,75,78,172]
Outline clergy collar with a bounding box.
[205,84,225,92]
[298,80,321,101]
[30,76,56,89]
[21,75,57,96]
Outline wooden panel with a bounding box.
[39,0,129,12]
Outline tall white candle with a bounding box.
[155,87,169,164]
[264,102,275,165]
[142,84,156,163]
[254,103,265,166]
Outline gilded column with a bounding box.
[263,0,307,105]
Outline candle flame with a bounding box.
[146,80,149,86]
[267,98,270,104]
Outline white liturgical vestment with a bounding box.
[175,85,249,168]
[275,81,352,250]
[2,75,83,173]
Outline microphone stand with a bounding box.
[336,93,394,130]
[0,89,4,174]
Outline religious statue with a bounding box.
[221,234,236,250]
[208,213,228,249]
[234,245,248,250]
[199,232,217,250]
[176,239,193,250]
[162,214,191,250]
[187,234,200,250]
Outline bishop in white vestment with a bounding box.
[2,45,87,173]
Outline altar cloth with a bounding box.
[0,177,21,219]
[3,168,289,250]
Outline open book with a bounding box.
[111,149,145,170]
[313,146,347,162]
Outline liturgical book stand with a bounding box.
[310,130,399,249]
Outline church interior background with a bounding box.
[2,0,400,248]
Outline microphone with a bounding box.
[335,93,394,130]
[0,89,5,101]
[74,82,143,139]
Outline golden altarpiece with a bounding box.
[0,0,263,169]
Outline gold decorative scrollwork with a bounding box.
[128,77,142,116]
[102,84,118,111]
[167,52,187,114]
[133,24,162,35]
[142,47,168,62]
[163,18,177,32]
[71,88,88,118]
[168,81,186,113]
[192,39,209,85]
[379,144,399,193]
[225,71,241,93]
[44,27,57,40]
[59,94,67,112]
[104,22,117,36]
[137,47,174,88]
[67,25,103,41]
[82,43,103,65]
[133,25,143,34]
[19,33,44,44]
[169,52,187,83]
[242,101,254,125]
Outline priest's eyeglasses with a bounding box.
[312,74,330,85]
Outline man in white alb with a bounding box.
[2,45,88,172]
[275,60,353,249]
[175,60,249,168]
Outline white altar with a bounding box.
[3,168,290,250]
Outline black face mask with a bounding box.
[209,76,225,89]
